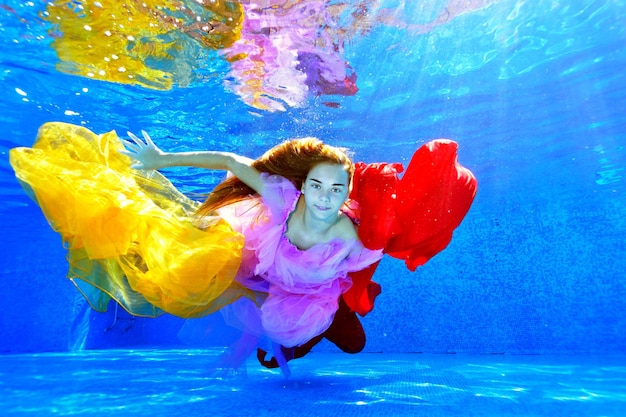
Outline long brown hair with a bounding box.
[196,137,354,216]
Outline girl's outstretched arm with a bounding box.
[121,130,264,194]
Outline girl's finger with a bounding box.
[121,141,140,153]
[119,149,137,159]
[141,130,156,147]
[127,131,145,146]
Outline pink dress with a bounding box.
[218,174,383,347]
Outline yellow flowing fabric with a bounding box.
[10,122,249,318]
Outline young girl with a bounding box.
[122,130,384,372]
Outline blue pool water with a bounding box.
[2,350,626,416]
[1,0,625,415]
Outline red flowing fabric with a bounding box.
[344,139,477,316]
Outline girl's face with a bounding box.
[301,163,350,221]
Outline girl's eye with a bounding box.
[311,183,320,189]
[332,188,342,193]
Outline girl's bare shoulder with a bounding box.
[335,213,359,240]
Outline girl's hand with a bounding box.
[121,130,167,170]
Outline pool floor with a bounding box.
[1,349,625,416]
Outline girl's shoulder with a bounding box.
[260,173,300,221]
[334,213,359,241]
